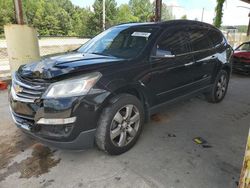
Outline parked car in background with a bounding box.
[9,20,233,155]
[232,41,250,74]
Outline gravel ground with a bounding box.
[0,74,249,188]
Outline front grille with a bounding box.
[11,73,48,103]
[11,108,72,138]
[12,110,34,125]
[10,109,34,130]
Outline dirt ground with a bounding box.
[0,74,249,188]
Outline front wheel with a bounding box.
[206,70,229,103]
[95,94,144,155]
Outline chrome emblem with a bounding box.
[14,84,23,93]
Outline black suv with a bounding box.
[9,20,232,155]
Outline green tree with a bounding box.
[52,0,74,14]
[24,0,79,36]
[116,4,139,24]
[71,7,92,36]
[161,3,175,21]
[181,15,187,19]
[129,0,153,22]
[0,0,163,37]
[22,0,40,25]
[86,0,118,36]
[56,8,72,35]
[214,0,226,28]
[32,1,61,35]
[0,0,15,34]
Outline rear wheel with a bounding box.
[206,70,229,103]
[95,94,144,155]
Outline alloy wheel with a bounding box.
[216,74,228,100]
[110,104,140,147]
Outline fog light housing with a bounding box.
[37,117,76,125]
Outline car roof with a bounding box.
[115,19,217,30]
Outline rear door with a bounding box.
[188,26,219,87]
[148,26,196,104]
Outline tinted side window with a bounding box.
[154,28,190,56]
[189,27,213,52]
[209,29,224,48]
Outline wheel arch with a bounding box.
[212,63,232,84]
[222,64,232,76]
[101,84,151,122]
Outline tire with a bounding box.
[95,94,144,155]
[206,70,229,103]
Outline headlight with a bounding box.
[43,72,101,98]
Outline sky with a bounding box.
[70,0,250,25]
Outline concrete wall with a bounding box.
[0,38,89,78]
[0,38,89,60]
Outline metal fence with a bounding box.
[0,37,89,78]
[221,31,250,48]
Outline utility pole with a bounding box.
[103,0,106,31]
[201,8,204,22]
[13,0,25,25]
[155,0,162,22]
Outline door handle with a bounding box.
[184,62,194,66]
[164,54,176,58]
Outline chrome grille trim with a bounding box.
[15,92,40,99]
[11,86,35,103]
[14,73,45,90]
[11,73,47,103]
[22,88,42,95]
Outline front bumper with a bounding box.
[9,108,97,150]
[9,74,110,150]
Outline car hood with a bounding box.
[18,52,125,80]
[233,51,250,59]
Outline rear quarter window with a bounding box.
[188,27,213,52]
[209,29,225,48]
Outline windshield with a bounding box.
[78,26,158,59]
[236,43,250,52]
